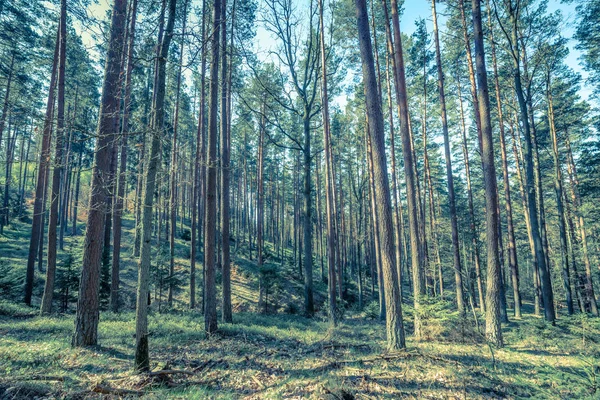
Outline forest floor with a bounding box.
[1,217,600,399]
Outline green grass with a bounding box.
[1,216,600,398]
[1,309,599,398]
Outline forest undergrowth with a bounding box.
[1,218,599,399]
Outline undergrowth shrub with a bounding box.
[0,260,21,300]
[362,301,379,320]
[406,297,483,343]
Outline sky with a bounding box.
[78,0,591,102]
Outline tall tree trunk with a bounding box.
[134,0,176,370]
[384,52,404,293]
[40,0,67,315]
[385,0,424,339]
[431,0,464,314]
[111,0,138,313]
[257,109,265,313]
[455,72,484,310]
[509,114,541,315]
[471,0,503,346]
[72,0,127,346]
[319,0,338,325]
[507,4,555,323]
[486,0,521,318]
[0,53,14,232]
[204,0,220,334]
[168,0,188,307]
[546,75,573,315]
[24,29,59,306]
[565,136,598,316]
[303,111,314,316]
[220,0,232,322]
[367,131,385,319]
[191,0,207,310]
[355,0,405,350]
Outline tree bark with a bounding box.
[204,0,221,334]
[72,0,127,346]
[565,136,598,315]
[24,29,59,306]
[40,0,67,315]
[386,0,424,339]
[111,0,138,313]
[220,0,232,322]
[355,0,405,350]
[168,0,189,308]
[134,0,176,370]
[546,75,573,315]
[486,0,521,318]
[431,0,464,314]
[318,0,338,325]
[471,0,503,347]
[507,3,555,323]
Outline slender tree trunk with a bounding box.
[168,0,188,307]
[367,131,385,319]
[472,0,503,346]
[355,0,405,349]
[319,0,338,325]
[257,109,265,312]
[455,74,484,310]
[134,0,176,370]
[0,53,14,232]
[191,0,207,310]
[204,0,220,334]
[111,0,138,313]
[303,111,314,316]
[431,0,464,313]
[40,0,67,315]
[24,29,59,306]
[72,151,82,235]
[546,75,573,315]
[386,0,424,339]
[565,136,598,315]
[486,0,521,318]
[220,0,232,322]
[507,5,555,323]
